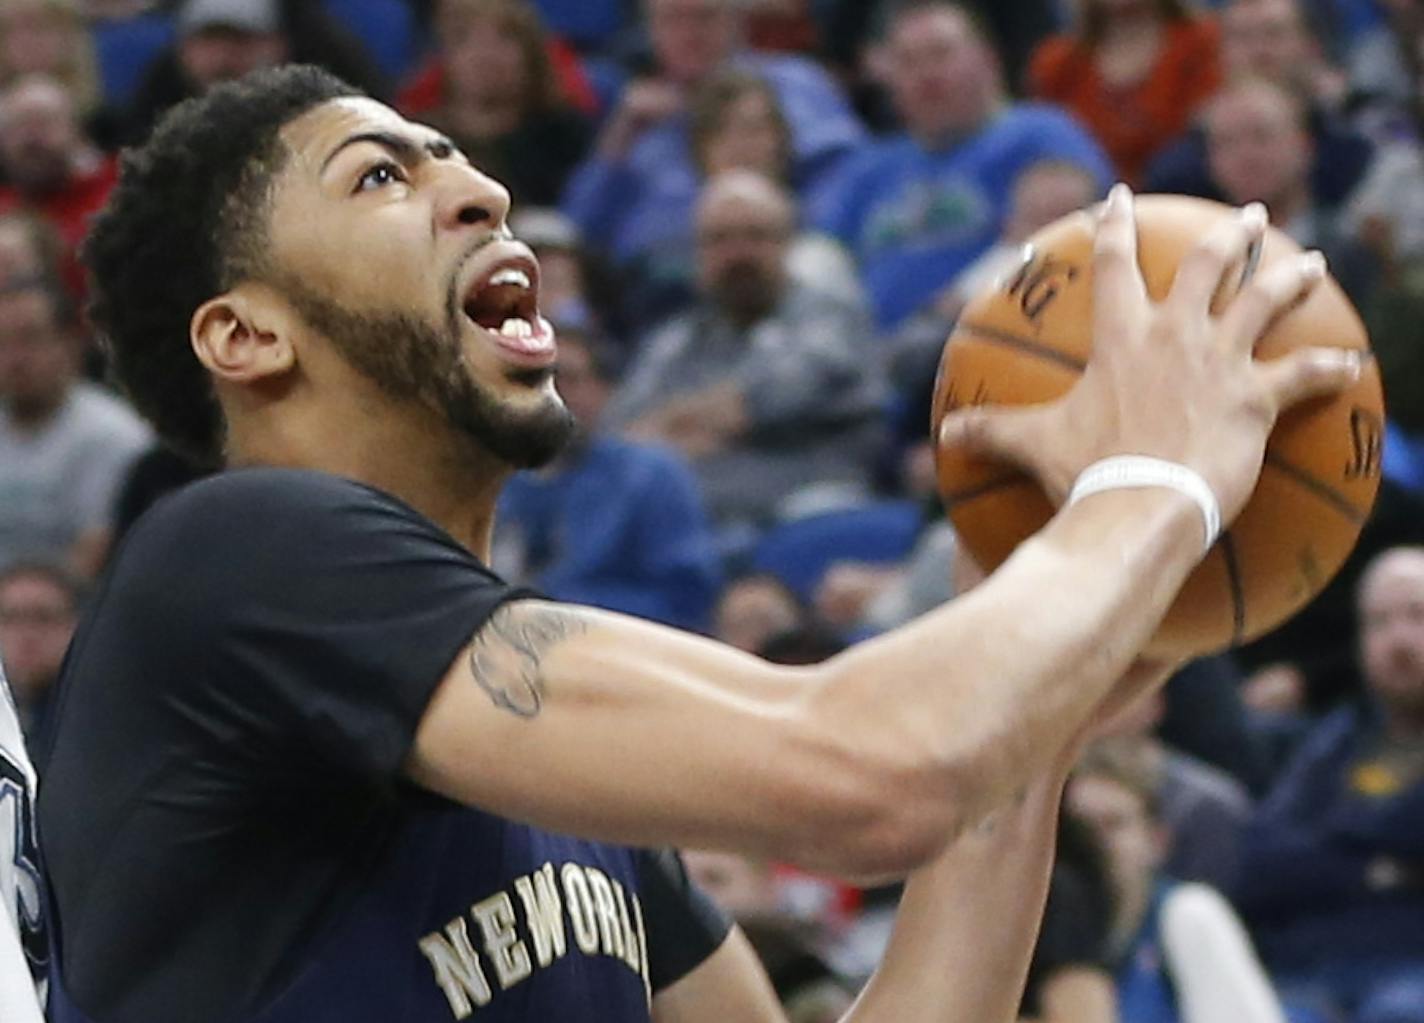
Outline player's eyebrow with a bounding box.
[319,130,457,175]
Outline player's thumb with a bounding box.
[937,404,1046,470]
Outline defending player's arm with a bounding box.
[409,188,1360,875]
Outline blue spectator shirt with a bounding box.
[810,103,1112,329]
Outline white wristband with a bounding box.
[1067,455,1221,554]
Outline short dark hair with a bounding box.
[83,64,360,465]
[1079,0,1189,44]
[437,0,562,114]
[688,68,792,180]
[881,0,998,51]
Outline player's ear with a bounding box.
[190,282,299,384]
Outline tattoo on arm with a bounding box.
[468,604,586,718]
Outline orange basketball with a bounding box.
[932,195,1385,661]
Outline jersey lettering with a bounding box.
[421,860,649,1019]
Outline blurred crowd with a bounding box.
[0,0,1422,1021]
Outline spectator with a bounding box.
[0,212,60,291]
[561,0,865,293]
[606,170,885,528]
[1235,546,1424,1023]
[882,158,1100,413]
[681,847,855,1022]
[0,560,80,741]
[811,0,1111,330]
[611,67,864,325]
[1145,0,1375,211]
[1204,76,1379,305]
[1028,0,1221,186]
[0,281,150,577]
[494,325,722,632]
[1018,812,1117,1023]
[1344,0,1424,140]
[1093,696,1253,892]
[526,0,630,53]
[394,0,592,206]
[0,0,105,131]
[1365,263,1424,452]
[1222,0,1349,108]
[692,69,861,299]
[0,74,117,303]
[1069,741,1290,1023]
[812,522,958,637]
[1157,654,1276,795]
[1235,475,1424,728]
[713,571,807,654]
[818,0,1060,120]
[507,206,628,340]
[123,0,389,143]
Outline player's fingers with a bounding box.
[938,404,1050,477]
[1258,346,1363,412]
[1166,203,1267,320]
[1091,183,1147,340]
[1220,249,1327,350]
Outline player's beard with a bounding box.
[280,280,574,470]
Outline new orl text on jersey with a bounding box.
[419,859,651,1019]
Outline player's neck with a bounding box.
[226,400,507,560]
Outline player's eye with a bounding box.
[354,161,407,193]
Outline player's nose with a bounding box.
[433,162,511,237]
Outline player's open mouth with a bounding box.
[462,255,556,368]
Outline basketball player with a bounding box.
[37,66,1359,1022]
[0,658,45,1023]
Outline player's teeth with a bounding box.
[489,268,531,289]
[499,317,533,338]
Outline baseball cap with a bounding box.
[179,0,280,36]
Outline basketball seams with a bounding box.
[1218,532,1248,647]
[1261,456,1368,526]
[954,322,1087,372]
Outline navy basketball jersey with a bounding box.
[38,470,728,1022]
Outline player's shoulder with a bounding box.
[151,467,412,523]
[121,468,444,566]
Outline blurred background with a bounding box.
[1,0,1422,1020]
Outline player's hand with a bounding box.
[938,184,1362,527]
[598,79,684,158]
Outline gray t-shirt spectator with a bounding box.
[0,382,151,570]
[607,283,885,525]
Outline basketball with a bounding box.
[932,195,1385,661]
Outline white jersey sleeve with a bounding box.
[0,661,46,1023]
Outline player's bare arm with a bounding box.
[408,187,1359,876]
[466,603,587,718]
